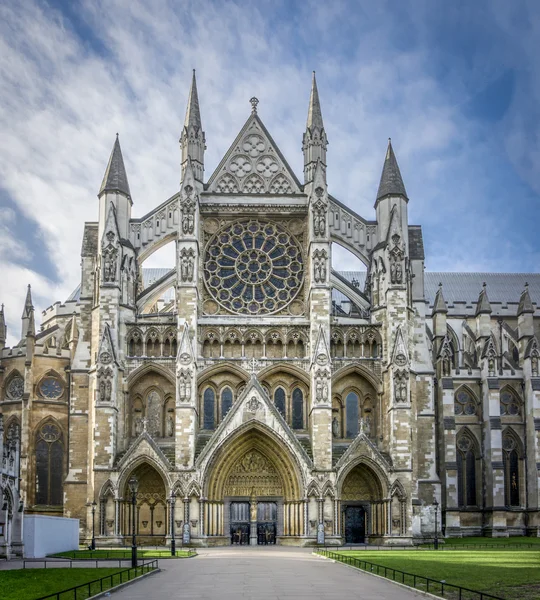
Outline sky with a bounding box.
[1,0,539,346]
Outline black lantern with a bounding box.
[91,501,97,551]
[170,495,176,556]
[433,499,439,550]
[128,477,139,567]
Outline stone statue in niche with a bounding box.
[105,380,112,402]
[531,354,539,377]
[442,356,451,377]
[134,416,143,436]
[315,370,329,403]
[99,380,106,402]
[313,249,327,284]
[146,390,161,437]
[103,249,118,283]
[180,248,195,282]
[488,356,496,377]
[313,188,326,237]
[178,371,191,401]
[167,415,174,437]
[181,188,195,235]
[389,233,404,285]
[394,371,408,403]
[332,416,340,438]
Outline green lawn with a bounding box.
[441,536,540,547]
[51,548,193,559]
[333,550,540,600]
[0,568,128,600]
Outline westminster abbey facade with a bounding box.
[1,72,540,547]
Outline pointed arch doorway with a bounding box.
[205,428,303,545]
[122,463,167,545]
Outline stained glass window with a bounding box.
[346,392,360,438]
[35,423,63,506]
[39,377,63,399]
[500,389,521,416]
[454,389,477,416]
[503,434,520,506]
[203,388,215,430]
[456,435,476,506]
[221,387,233,419]
[203,220,304,315]
[274,388,286,418]
[292,388,304,430]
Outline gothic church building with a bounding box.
[1,73,540,546]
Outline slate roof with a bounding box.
[81,222,98,257]
[408,226,425,260]
[334,272,540,317]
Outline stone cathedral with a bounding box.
[1,72,540,548]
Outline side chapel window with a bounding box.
[221,387,233,419]
[203,388,216,430]
[274,388,286,419]
[345,392,360,438]
[35,423,64,506]
[503,432,520,507]
[292,388,304,430]
[456,435,476,506]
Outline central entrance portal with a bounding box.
[344,506,366,543]
[230,502,250,545]
[257,502,277,545]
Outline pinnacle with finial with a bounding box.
[306,71,324,131]
[99,135,131,198]
[432,282,448,315]
[376,138,407,201]
[476,282,492,316]
[518,282,535,315]
[250,97,259,114]
[184,69,202,131]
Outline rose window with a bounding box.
[39,377,63,399]
[203,220,304,315]
[7,376,24,400]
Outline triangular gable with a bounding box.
[98,323,118,366]
[335,433,393,473]
[206,113,303,195]
[196,374,312,470]
[102,201,121,246]
[177,322,194,364]
[312,325,331,367]
[117,430,172,471]
[391,326,409,367]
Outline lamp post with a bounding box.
[128,477,139,568]
[91,501,97,551]
[170,495,176,556]
[433,499,439,550]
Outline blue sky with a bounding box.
[0,0,539,345]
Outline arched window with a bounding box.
[35,422,64,506]
[503,432,520,507]
[292,388,304,430]
[500,388,521,416]
[454,388,477,416]
[274,387,286,418]
[345,392,359,438]
[456,434,476,506]
[203,388,215,430]
[221,387,233,419]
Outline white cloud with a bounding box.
[0,0,539,345]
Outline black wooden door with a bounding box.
[257,502,277,545]
[230,502,250,545]
[344,506,365,543]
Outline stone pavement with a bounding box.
[110,546,425,599]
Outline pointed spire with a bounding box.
[303,72,328,185]
[181,70,205,183]
[376,139,407,202]
[475,282,492,316]
[306,71,324,132]
[0,304,6,346]
[21,285,35,340]
[99,134,131,198]
[518,282,535,315]
[184,70,202,131]
[22,284,33,319]
[432,283,448,315]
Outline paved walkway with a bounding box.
[110,547,425,599]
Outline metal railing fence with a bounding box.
[318,549,506,600]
